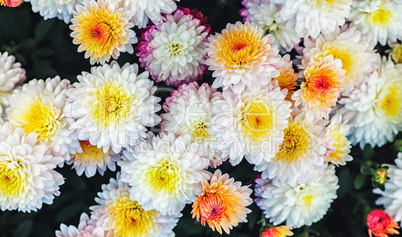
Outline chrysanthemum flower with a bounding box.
[374,153,402,225]
[240,0,299,52]
[120,132,211,215]
[367,209,399,237]
[211,81,292,166]
[7,76,80,162]
[120,0,178,29]
[389,42,402,63]
[300,23,379,94]
[161,82,225,167]
[56,213,105,237]
[293,55,345,120]
[191,170,252,235]
[70,0,137,64]
[255,165,339,228]
[261,225,293,237]
[136,8,210,86]
[0,120,64,212]
[324,114,352,166]
[65,61,161,154]
[206,21,282,94]
[273,0,352,38]
[273,55,297,103]
[25,0,82,23]
[0,52,25,119]
[349,0,402,46]
[254,109,328,185]
[67,140,120,178]
[90,174,180,237]
[338,57,402,148]
[0,0,22,7]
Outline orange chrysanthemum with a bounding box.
[70,0,136,64]
[192,170,252,234]
[292,55,345,119]
[273,55,298,103]
[367,209,399,237]
[262,225,293,237]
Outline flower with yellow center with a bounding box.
[255,165,339,228]
[261,225,293,237]
[192,170,252,235]
[120,132,211,215]
[7,76,80,163]
[211,81,292,166]
[293,55,345,120]
[206,21,282,94]
[300,23,379,94]
[255,109,328,185]
[338,57,402,148]
[0,120,64,212]
[349,0,402,45]
[273,55,298,103]
[66,61,161,154]
[68,140,120,178]
[161,82,225,168]
[324,114,353,166]
[70,0,137,64]
[90,174,180,237]
[389,42,402,63]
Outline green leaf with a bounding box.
[12,219,33,237]
[354,174,366,190]
[34,19,56,43]
[337,167,353,198]
[363,144,374,160]
[360,166,373,175]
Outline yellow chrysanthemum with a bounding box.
[70,0,137,64]
[262,225,293,237]
[389,43,402,64]
[192,170,252,234]
[293,55,345,119]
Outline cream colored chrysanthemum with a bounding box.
[324,114,352,166]
[211,80,292,166]
[70,0,137,64]
[0,52,25,119]
[206,21,282,94]
[25,0,83,23]
[120,132,211,215]
[66,61,161,153]
[7,76,80,162]
[192,170,252,234]
[90,174,180,237]
[0,120,64,212]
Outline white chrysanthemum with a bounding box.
[255,165,339,228]
[338,57,402,148]
[374,152,402,225]
[67,141,120,178]
[349,0,402,46]
[161,82,225,168]
[0,52,25,119]
[211,81,292,166]
[120,132,211,215]
[137,8,209,86]
[56,213,105,237]
[324,114,353,166]
[240,0,300,52]
[254,109,328,185]
[7,76,80,162]
[65,61,161,154]
[121,0,178,28]
[300,23,379,94]
[90,173,180,237]
[273,0,352,38]
[206,21,282,94]
[25,0,83,23]
[0,120,64,212]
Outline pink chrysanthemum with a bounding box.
[261,225,293,237]
[367,209,400,237]
[56,213,105,237]
[0,0,22,7]
[136,8,210,86]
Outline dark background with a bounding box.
[0,1,399,236]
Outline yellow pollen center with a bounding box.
[94,83,131,129]
[109,195,155,236]
[320,44,353,78]
[276,122,311,163]
[146,158,181,195]
[191,121,210,141]
[302,194,313,207]
[242,101,273,141]
[370,5,392,26]
[390,44,402,64]
[379,86,401,118]
[169,43,183,56]
[22,97,61,143]
[0,161,26,198]
[74,141,108,166]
